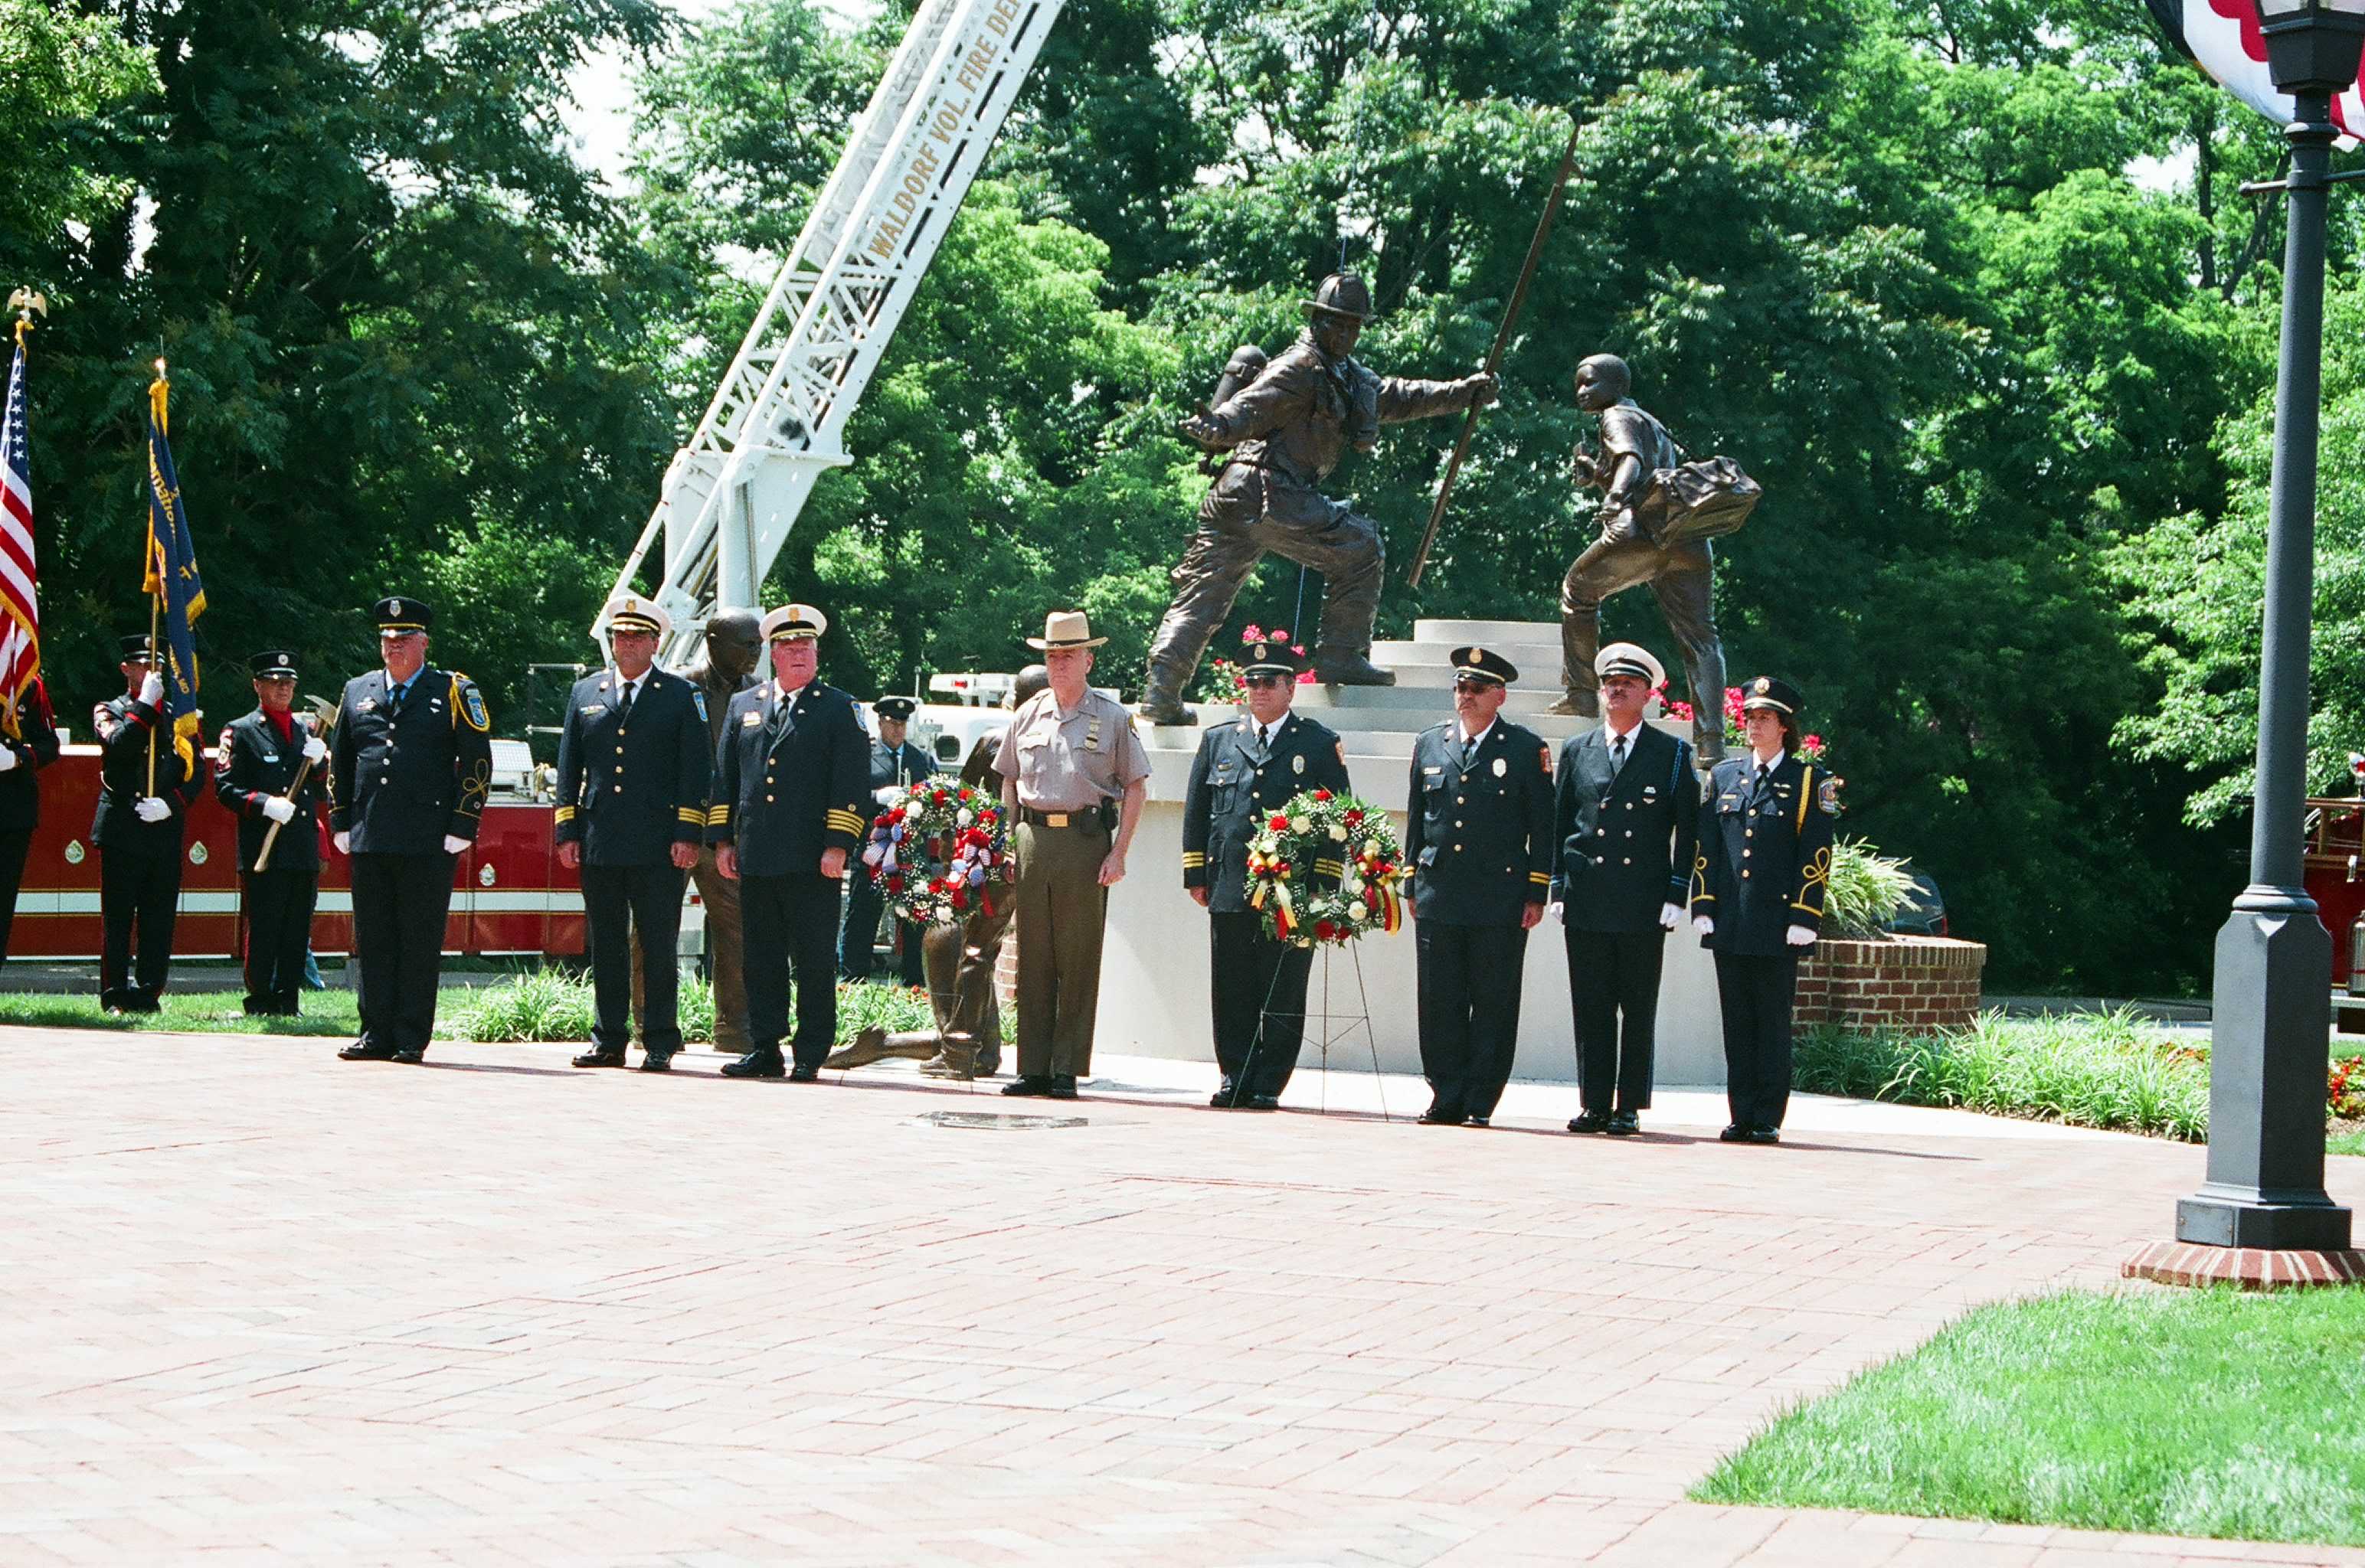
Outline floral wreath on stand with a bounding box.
[859,781,1010,926]
[1242,787,1409,946]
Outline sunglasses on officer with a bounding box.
[1241,672,1289,690]
[1452,675,1502,693]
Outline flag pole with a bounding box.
[1,292,39,738]
[146,359,166,798]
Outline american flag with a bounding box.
[0,328,39,736]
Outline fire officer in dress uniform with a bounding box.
[841,694,936,984]
[1405,646,1554,1126]
[1549,642,1696,1137]
[555,594,710,1072]
[0,672,62,962]
[1182,637,1348,1109]
[1690,675,1835,1145]
[708,602,870,1082]
[92,633,208,1014]
[329,597,493,1064]
[995,611,1150,1100]
[214,650,329,1014]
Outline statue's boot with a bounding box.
[1137,661,1198,727]
[824,1027,940,1071]
[1543,694,1588,717]
[1313,650,1395,687]
[919,1034,980,1080]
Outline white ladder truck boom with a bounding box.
[606,0,1070,664]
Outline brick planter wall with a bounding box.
[1795,936,1987,1032]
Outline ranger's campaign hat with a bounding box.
[1450,645,1519,688]
[373,596,433,635]
[1301,271,1374,322]
[1025,609,1107,651]
[249,649,299,678]
[761,603,827,642]
[873,695,918,722]
[1740,675,1804,717]
[1595,642,1665,688]
[1241,637,1308,679]
[602,593,671,641]
[118,634,158,662]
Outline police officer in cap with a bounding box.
[1550,642,1696,1136]
[214,649,330,1014]
[555,595,711,1071]
[1691,675,1835,1144]
[841,694,936,985]
[1405,646,1554,1126]
[92,633,208,1014]
[1182,634,1348,1109]
[329,597,493,1063]
[708,602,869,1082]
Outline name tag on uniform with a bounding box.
[742,711,762,727]
[581,704,605,714]
[358,698,378,712]
[1643,785,1657,797]
[1423,766,1443,776]
[262,753,279,764]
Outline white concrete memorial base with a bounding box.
[1095,619,1730,1086]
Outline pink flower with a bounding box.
[1241,624,1264,642]
[1803,733,1826,756]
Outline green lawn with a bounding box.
[1696,1288,2365,1547]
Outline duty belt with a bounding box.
[1019,805,1106,829]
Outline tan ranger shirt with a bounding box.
[995,689,1150,811]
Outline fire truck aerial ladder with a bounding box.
[605,0,1070,665]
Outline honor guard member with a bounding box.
[1549,642,1696,1136]
[0,671,61,962]
[329,597,493,1063]
[1690,675,1835,1145]
[1405,646,1554,1126]
[994,612,1150,1099]
[555,595,711,1072]
[841,694,937,984]
[1182,636,1348,1109]
[92,634,208,1014]
[708,602,869,1082]
[214,650,330,1014]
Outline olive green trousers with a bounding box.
[1012,818,1111,1076]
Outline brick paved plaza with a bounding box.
[7,1024,2362,1567]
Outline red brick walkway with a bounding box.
[4,1026,2357,1566]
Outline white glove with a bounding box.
[442,834,470,855]
[303,735,328,764]
[1659,902,1682,931]
[138,671,164,706]
[132,795,171,823]
[1547,901,1565,924]
[332,830,351,855]
[1693,916,1715,937]
[260,795,296,825]
[0,746,18,774]
[873,786,897,805]
[1785,923,1817,947]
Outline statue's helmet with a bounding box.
[1301,272,1373,322]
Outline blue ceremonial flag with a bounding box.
[141,368,204,770]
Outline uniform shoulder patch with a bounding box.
[454,675,490,733]
[1817,773,1842,816]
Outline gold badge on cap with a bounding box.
[1755,678,1770,694]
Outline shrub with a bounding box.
[1821,836,1917,939]
[450,970,931,1045]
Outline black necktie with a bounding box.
[388,679,408,717]
[617,679,636,724]
[1610,734,1627,776]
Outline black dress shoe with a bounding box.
[787,1063,821,1083]
[1568,1110,1611,1135]
[1466,1115,1491,1128]
[1742,1125,1781,1145]
[1045,1076,1079,1100]
[1210,1076,1239,1109]
[129,992,163,1014]
[1246,1095,1281,1111]
[1719,1124,1748,1142]
[571,1048,626,1069]
[637,1053,674,1073]
[1418,1107,1467,1126]
[339,1040,399,1061]
[391,1049,425,1064]
[720,1049,787,1080]
[1002,1076,1051,1096]
[1606,1111,1640,1137]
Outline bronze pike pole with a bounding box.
[1406,119,1583,589]
[253,695,339,873]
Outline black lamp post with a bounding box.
[2177,0,2365,1253]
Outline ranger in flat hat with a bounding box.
[1405,645,1555,1126]
[1143,271,1500,724]
[1549,641,1697,1136]
[555,595,711,1072]
[1690,675,1834,1145]
[838,693,937,988]
[329,596,494,1063]
[707,601,870,1082]
[214,650,330,1014]
[993,611,1150,1098]
[91,632,208,1014]
[1182,633,1349,1108]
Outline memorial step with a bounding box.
[1370,639,1565,688]
[1405,618,1562,645]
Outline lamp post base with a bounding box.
[2176,1187,2354,1252]
[2125,1239,2365,1291]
